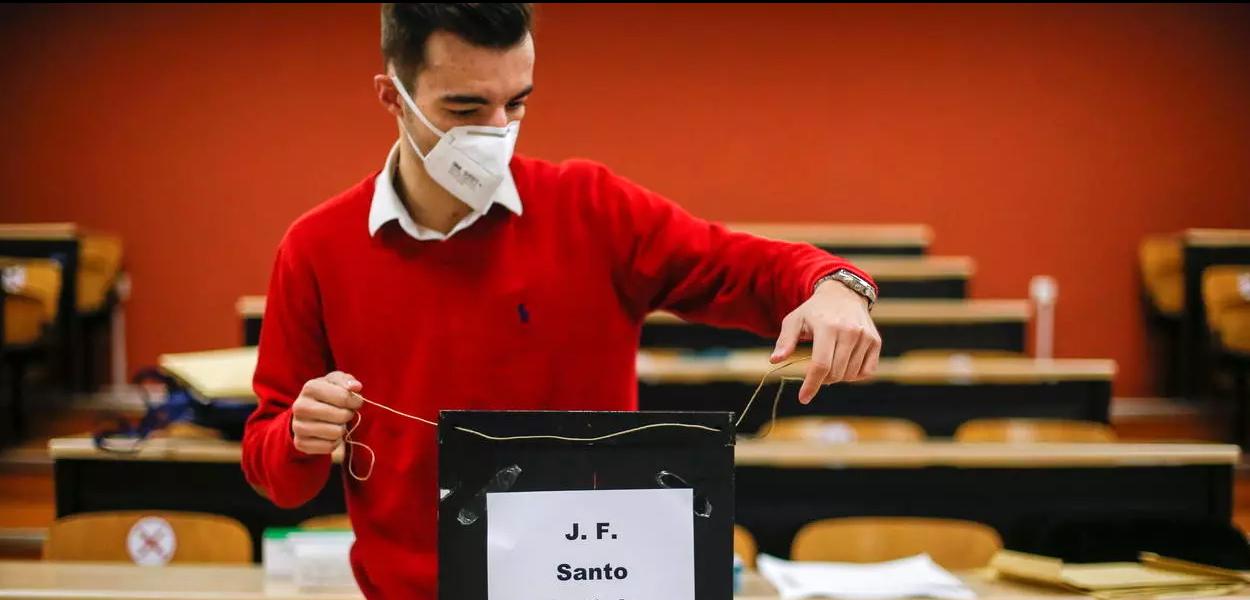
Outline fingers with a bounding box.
[292,418,344,443]
[293,437,339,455]
[797,317,884,401]
[302,376,364,410]
[293,395,355,425]
[848,321,882,381]
[863,341,881,377]
[325,371,363,393]
[291,372,364,455]
[826,327,857,384]
[843,333,872,382]
[852,323,882,380]
[772,314,803,364]
[324,371,364,409]
[788,280,883,402]
[799,326,834,404]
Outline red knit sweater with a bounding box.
[241,155,874,598]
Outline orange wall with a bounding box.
[2,3,1249,397]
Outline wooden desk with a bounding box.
[49,438,345,563]
[49,435,1236,569]
[0,561,360,600]
[154,347,1114,436]
[847,255,974,299]
[0,222,79,240]
[1180,228,1250,396]
[736,569,1150,600]
[734,440,1239,468]
[1187,229,1250,248]
[638,351,1115,435]
[0,561,1135,600]
[642,299,1031,356]
[735,440,1237,561]
[727,222,932,256]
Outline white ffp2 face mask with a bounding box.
[391,75,521,213]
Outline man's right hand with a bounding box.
[291,371,364,455]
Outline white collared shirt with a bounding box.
[367,142,523,241]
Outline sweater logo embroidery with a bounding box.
[517,303,530,324]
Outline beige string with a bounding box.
[342,412,375,482]
[341,356,813,481]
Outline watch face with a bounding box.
[837,272,875,302]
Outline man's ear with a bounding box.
[373,74,404,119]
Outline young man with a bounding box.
[243,4,880,598]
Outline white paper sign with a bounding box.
[487,488,694,600]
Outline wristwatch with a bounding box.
[815,269,877,311]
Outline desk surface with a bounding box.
[50,436,244,463]
[1185,228,1250,248]
[638,350,1116,384]
[726,222,933,247]
[48,436,342,464]
[0,561,1141,600]
[734,439,1240,468]
[0,222,78,241]
[647,299,1031,326]
[237,295,266,318]
[738,569,1119,600]
[49,435,1238,468]
[0,561,358,600]
[847,255,974,279]
[155,346,1115,403]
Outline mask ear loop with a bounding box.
[390,74,446,163]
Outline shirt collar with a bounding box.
[368,142,522,241]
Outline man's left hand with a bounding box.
[771,279,882,404]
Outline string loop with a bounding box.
[341,356,812,481]
[342,411,376,481]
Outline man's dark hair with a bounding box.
[381,3,533,86]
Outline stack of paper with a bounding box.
[757,554,976,600]
[158,346,258,401]
[991,550,1247,599]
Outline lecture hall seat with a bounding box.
[1204,266,1250,356]
[43,510,252,563]
[1,258,61,348]
[900,348,1025,360]
[0,224,127,393]
[954,418,1117,443]
[1202,266,1250,448]
[1139,234,1185,396]
[1,258,62,443]
[1140,234,1184,317]
[790,517,1003,570]
[733,524,759,570]
[757,416,926,443]
[76,234,123,315]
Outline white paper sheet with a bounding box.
[757,553,977,600]
[486,488,695,600]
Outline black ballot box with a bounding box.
[438,410,735,600]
